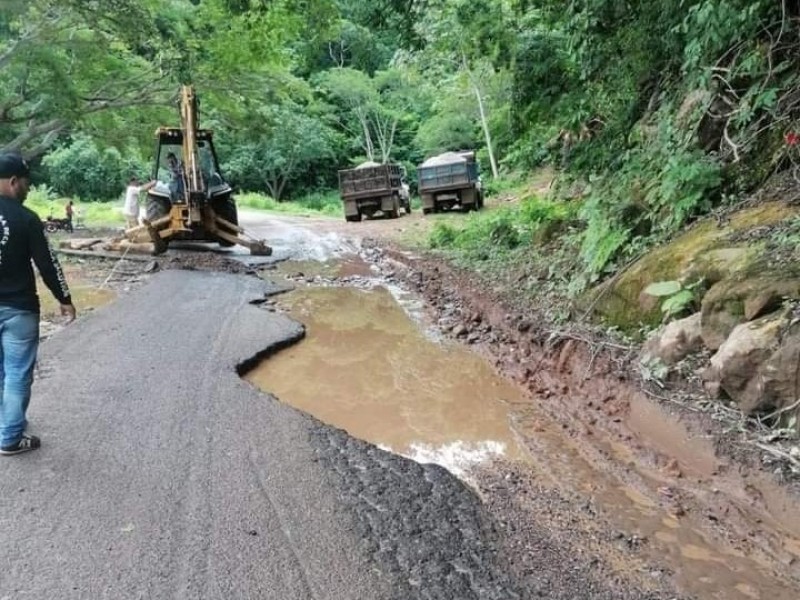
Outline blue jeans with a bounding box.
[0,306,39,447]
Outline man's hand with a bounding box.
[60,303,76,323]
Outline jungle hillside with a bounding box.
[6,1,800,439]
[4,1,800,280]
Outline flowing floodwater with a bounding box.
[245,258,800,600]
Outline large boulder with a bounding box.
[588,202,796,330]
[704,311,789,413]
[760,323,800,428]
[701,277,800,350]
[642,312,703,365]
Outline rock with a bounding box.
[704,311,788,413]
[701,281,747,351]
[642,312,703,365]
[143,260,160,273]
[744,281,800,319]
[663,459,683,479]
[453,324,468,337]
[590,202,793,329]
[759,323,800,428]
[701,277,800,350]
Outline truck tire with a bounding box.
[404,200,412,214]
[386,195,400,219]
[345,212,362,222]
[212,196,239,247]
[145,196,171,221]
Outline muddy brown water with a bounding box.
[246,276,528,475]
[245,259,800,600]
[37,264,117,319]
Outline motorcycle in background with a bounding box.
[43,215,73,233]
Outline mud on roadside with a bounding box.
[367,241,800,599]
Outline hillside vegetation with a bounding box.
[4,1,800,286]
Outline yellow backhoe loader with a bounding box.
[125,86,271,256]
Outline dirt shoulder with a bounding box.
[368,238,800,599]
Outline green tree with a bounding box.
[0,0,174,156]
[410,0,516,177]
[225,105,335,199]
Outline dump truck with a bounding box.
[417,151,484,214]
[125,85,270,256]
[338,161,411,222]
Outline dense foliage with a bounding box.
[3,0,800,281]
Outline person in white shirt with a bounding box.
[123,176,156,228]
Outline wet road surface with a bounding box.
[246,282,528,475]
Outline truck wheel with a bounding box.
[422,207,432,215]
[386,196,400,219]
[145,196,171,222]
[212,196,239,247]
[345,213,361,222]
[404,200,412,214]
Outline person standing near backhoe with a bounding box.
[123,176,156,228]
[0,152,76,455]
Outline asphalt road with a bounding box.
[0,269,519,599]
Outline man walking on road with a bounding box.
[0,152,76,455]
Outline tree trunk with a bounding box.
[472,82,498,178]
[462,52,499,179]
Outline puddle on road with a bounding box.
[273,258,375,280]
[37,264,116,319]
[245,281,527,477]
[247,259,800,600]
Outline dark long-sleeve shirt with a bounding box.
[0,195,71,313]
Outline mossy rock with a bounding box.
[589,202,799,331]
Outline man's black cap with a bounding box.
[0,153,30,179]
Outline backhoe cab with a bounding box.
[125,86,270,256]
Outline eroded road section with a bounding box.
[0,269,515,599]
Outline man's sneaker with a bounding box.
[0,434,41,455]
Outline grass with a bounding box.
[25,185,124,227]
[236,190,343,217]
[24,185,345,229]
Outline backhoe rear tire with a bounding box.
[212,197,238,247]
[145,196,170,221]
